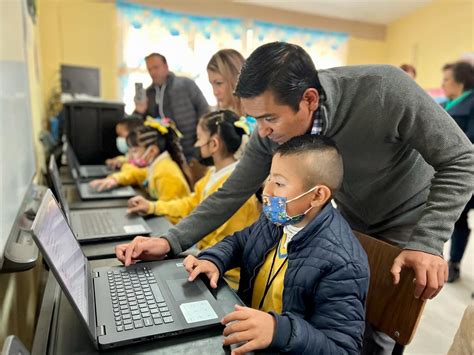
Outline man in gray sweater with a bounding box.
[118,43,474,354]
[135,53,209,160]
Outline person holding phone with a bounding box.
[134,53,209,162]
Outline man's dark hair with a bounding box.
[234,42,326,112]
[145,52,167,65]
[443,61,474,91]
[275,134,343,192]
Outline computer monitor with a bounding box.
[61,65,100,97]
[64,101,124,164]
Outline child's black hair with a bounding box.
[275,134,344,192]
[198,110,245,154]
[117,114,144,132]
[127,124,192,187]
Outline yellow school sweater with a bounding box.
[111,152,190,206]
[251,233,288,313]
[148,162,261,287]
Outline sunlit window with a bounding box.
[117,2,348,114]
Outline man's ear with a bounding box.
[310,185,332,208]
[302,88,320,112]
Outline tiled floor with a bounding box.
[405,210,474,355]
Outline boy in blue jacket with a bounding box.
[184,134,369,354]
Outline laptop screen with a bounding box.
[48,155,70,218]
[32,191,90,324]
[66,141,81,175]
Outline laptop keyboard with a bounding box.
[80,212,120,235]
[108,267,174,333]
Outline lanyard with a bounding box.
[258,239,288,310]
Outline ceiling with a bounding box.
[235,0,434,25]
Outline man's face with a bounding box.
[241,90,316,145]
[146,56,169,86]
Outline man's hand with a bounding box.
[391,249,448,300]
[221,305,275,354]
[115,236,171,266]
[127,195,151,215]
[183,255,220,288]
[89,177,118,192]
[134,98,148,114]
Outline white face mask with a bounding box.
[116,137,128,154]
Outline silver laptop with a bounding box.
[66,141,113,179]
[49,156,151,242]
[66,143,136,200]
[32,190,226,350]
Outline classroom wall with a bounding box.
[0,1,45,349]
[346,37,388,65]
[37,0,473,112]
[38,0,118,112]
[385,0,474,89]
[37,0,385,114]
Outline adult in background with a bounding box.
[134,52,209,161]
[441,61,474,282]
[207,49,245,116]
[400,63,417,80]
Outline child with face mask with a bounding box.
[181,135,369,354]
[90,118,191,215]
[122,110,260,287]
[105,115,144,170]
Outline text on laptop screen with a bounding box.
[34,193,89,323]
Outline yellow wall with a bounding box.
[39,0,118,113]
[386,0,474,89]
[37,0,473,107]
[347,37,388,65]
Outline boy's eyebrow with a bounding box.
[271,173,287,180]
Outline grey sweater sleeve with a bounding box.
[188,80,209,118]
[162,132,274,254]
[383,67,474,255]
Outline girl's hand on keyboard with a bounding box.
[89,177,118,192]
[127,195,151,215]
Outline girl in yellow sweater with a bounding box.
[127,110,260,287]
[90,119,191,211]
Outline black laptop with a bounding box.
[67,140,113,179]
[49,156,151,242]
[32,190,227,350]
[66,143,136,200]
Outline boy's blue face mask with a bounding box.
[262,186,317,226]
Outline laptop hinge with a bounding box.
[93,271,100,278]
[97,325,106,336]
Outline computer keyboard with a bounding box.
[80,212,120,235]
[107,267,174,333]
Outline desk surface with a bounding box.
[32,259,259,355]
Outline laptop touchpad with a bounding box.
[166,278,204,302]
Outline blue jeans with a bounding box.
[449,196,473,263]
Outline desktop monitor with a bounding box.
[64,101,124,164]
[61,65,100,97]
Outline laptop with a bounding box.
[66,143,136,200]
[66,140,113,179]
[49,156,151,242]
[32,190,226,350]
